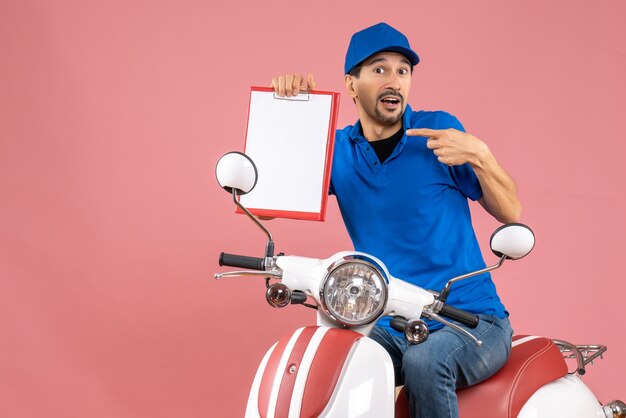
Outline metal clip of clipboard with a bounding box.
[272,91,311,101]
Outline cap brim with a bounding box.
[347,46,420,74]
[372,46,419,66]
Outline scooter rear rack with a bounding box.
[553,339,607,375]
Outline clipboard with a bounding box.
[238,86,340,221]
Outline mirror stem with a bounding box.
[232,190,275,257]
[438,255,507,303]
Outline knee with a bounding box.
[401,346,452,385]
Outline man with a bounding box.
[271,22,521,418]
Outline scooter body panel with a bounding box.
[518,374,605,418]
[246,341,277,418]
[318,336,395,417]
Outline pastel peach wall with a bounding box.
[1,1,624,417]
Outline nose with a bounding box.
[383,72,401,92]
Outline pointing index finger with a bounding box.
[406,128,442,137]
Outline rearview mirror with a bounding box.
[215,152,258,195]
[490,223,535,260]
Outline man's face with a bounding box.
[346,52,412,127]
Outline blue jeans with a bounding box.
[370,314,513,418]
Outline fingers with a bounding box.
[407,128,460,138]
[430,141,460,165]
[426,139,442,149]
[433,148,455,166]
[270,76,287,96]
[286,73,305,96]
[437,155,452,165]
[271,73,316,97]
[426,139,454,164]
[293,73,303,95]
[284,75,292,96]
[406,128,439,137]
[307,73,317,90]
[270,75,291,97]
[407,128,470,166]
[274,75,286,96]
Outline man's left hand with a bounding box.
[406,128,490,167]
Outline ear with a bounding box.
[344,74,358,100]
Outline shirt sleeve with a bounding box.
[438,113,483,201]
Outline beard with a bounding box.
[364,90,405,126]
[374,105,403,125]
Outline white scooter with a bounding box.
[213,152,625,418]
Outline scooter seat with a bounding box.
[395,335,568,418]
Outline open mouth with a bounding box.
[379,95,402,110]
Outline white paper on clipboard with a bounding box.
[239,87,340,221]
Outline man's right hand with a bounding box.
[270,73,317,97]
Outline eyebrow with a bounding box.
[365,56,412,67]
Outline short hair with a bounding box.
[347,64,362,78]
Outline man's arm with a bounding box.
[406,128,521,224]
[473,154,521,224]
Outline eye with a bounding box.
[373,67,385,74]
[399,68,409,75]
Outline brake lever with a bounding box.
[422,308,482,347]
[214,269,282,280]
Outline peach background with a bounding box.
[1,0,625,417]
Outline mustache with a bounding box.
[377,90,404,101]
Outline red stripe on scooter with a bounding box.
[273,326,319,418]
[300,328,363,418]
[258,331,292,418]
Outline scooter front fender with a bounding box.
[245,326,395,418]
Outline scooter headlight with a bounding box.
[320,256,388,327]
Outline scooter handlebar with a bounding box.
[439,304,480,329]
[219,252,265,271]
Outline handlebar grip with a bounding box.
[439,305,480,329]
[219,252,265,271]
